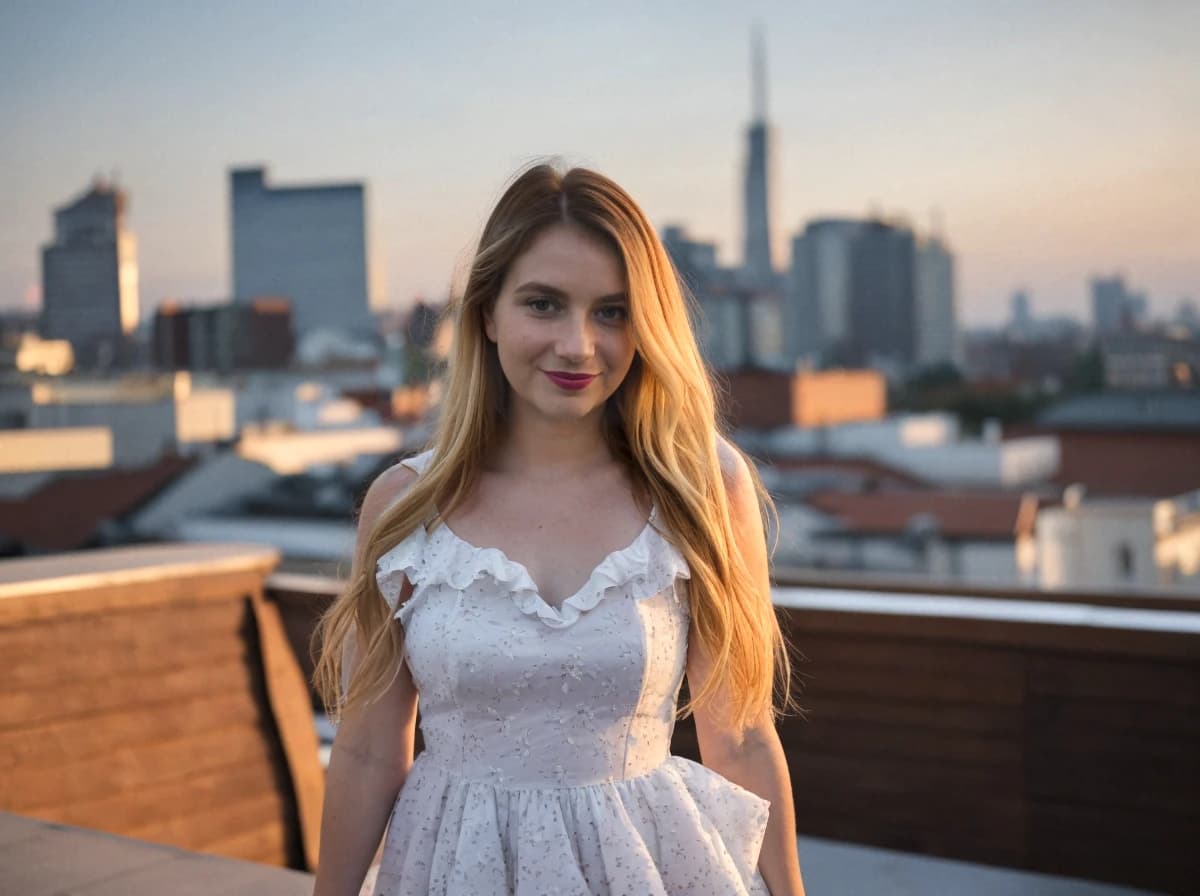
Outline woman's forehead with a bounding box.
[506,224,625,298]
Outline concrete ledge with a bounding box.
[0,812,313,896]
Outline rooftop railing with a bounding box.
[2,544,1194,894]
[0,544,323,871]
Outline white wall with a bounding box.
[875,436,1059,488]
[1035,501,1157,590]
[237,425,404,474]
[30,400,176,467]
[1155,491,1200,587]
[762,417,1058,488]
[177,387,237,444]
[0,427,112,473]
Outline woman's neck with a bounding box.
[492,411,613,478]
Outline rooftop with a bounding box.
[805,488,1035,539]
[1037,391,1200,431]
[0,455,195,552]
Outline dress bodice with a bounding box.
[374,450,693,787]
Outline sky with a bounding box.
[2,0,1197,326]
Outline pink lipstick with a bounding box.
[544,371,597,391]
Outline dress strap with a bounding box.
[399,447,435,476]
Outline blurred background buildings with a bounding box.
[1,24,1196,593]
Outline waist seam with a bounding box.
[413,751,675,792]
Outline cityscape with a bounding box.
[3,25,1197,592]
[2,6,1198,895]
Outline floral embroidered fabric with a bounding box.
[367,449,770,896]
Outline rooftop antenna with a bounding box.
[752,22,767,124]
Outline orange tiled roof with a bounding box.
[0,455,195,552]
[806,489,1031,540]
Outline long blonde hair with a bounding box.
[313,162,795,729]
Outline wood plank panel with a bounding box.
[0,566,270,626]
[127,792,290,856]
[1025,692,1200,739]
[8,725,279,811]
[2,547,319,873]
[36,761,283,832]
[0,656,254,727]
[201,818,292,866]
[1025,652,1200,705]
[7,601,250,688]
[791,657,1026,705]
[0,692,262,769]
[785,695,1023,735]
[250,592,323,871]
[783,717,1022,767]
[784,608,1200,660]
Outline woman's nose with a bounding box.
[556,314,595,361]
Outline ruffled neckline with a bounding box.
[377,506,691,630]
[429,511,672,629]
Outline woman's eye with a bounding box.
[597,306,629,323]
[527,297,557,313]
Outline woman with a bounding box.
[312,163,805,896]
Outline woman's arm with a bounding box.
[686,440,806,896]
[313,659,418,896]
[312,466,421,896]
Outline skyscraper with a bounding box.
[1010,290,1034,339]
[914,235,958,368]
[40,180,139,368]
[786,219,864,364]
[1091,275,1146,334]
[741,27,775,288]
[848,220,917,373]
[231,166,371,337]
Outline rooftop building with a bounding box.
[230,167,371,338]
[40,180,139,368]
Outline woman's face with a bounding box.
[485,223,636,429]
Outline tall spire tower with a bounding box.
[742,24,775,288]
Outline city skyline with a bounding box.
[2,2,1197,326]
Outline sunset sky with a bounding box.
[2,1,1196,325]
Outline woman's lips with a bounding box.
[544,371,597,391]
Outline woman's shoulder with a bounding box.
[358,449,432,531]
[715,435,753,499]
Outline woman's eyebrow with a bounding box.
[513,280,569,298]
[513,281,627,303]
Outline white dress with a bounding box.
[368,449,771,895]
